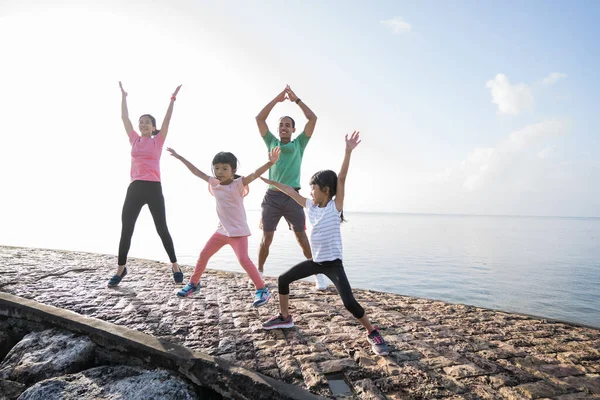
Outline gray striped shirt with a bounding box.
[306,199,343,262]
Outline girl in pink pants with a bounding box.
[167,146,280,307]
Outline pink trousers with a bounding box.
[190,232,264,289]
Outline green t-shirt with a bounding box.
[263,130,310,188]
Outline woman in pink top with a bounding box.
[108,82,183,287]
[166,146,280,308]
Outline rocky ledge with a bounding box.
[0,246,599,399]
[0,325,208,400]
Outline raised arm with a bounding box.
[256,88,288,137]
[260,177,308,208]
[119,81,134,135]
[285,85,317,137]
[159,85,182,140]
[166,147,210,182]
[242,147,281,186]
[334,131,361,212]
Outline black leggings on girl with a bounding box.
[278,259,365,319]
[118,180,177,266]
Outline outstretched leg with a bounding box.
[259,190,284,272]
[189,232,227,284]
[293,231,312,260]
[277,259,323,316]
[230,236,264,289]
[117,182,146,272]
[146,182,179,274]
[258,231,275,273]
[262,259,322,329]
[320,260,389,355]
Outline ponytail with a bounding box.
[310,170,346,223]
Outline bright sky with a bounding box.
[1,0,599,253]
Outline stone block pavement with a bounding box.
[1,246,599,399]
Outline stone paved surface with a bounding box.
[1,246,599,399]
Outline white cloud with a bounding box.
[461,119,568,191]
[507,118,567,151]
[381,16,411,34]
[462,147,494,191]
[485,72,568,115]
[542,72,567,86]
[538,145,558,159]
[485,73,534,115]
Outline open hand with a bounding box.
[172,84,182,98]
[275,88,288,102]
[260,176,275,185]
[268,146,281,164]
[285,85,298,102]
[119,81,127,97]
[345,131,361,151]
[166,147,181,158]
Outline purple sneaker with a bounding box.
[367,328,389,356]
[253,288,270,308]
[262,314,294,329]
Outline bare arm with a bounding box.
[256,88,287,137]
[159,85,182,140]
[119,81,134,135]
[260,177,308,208]
[166,147,210,182]
[334,131,361,212]
[286,85,317,137]
[242,147,280,186]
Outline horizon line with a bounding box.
[245,209,600,220]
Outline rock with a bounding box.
[0,331,15,361]
[300,363,324,389]
[509,381,564,398]
[17,365,198,400]
[442,363,486,378]
[318,358,357,374]
[562,374,600,394]
[353,378,386,399]
[276,356,302,379]
[0,329,95,384]
[0,379,26,400]
[0,318,38,362]
[538,363,585,378]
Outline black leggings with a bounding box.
[278,259,365,319]
[118,180,177,266]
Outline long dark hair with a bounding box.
[310,170,345,222]
[212,152,241,179]
[139,114,160,136]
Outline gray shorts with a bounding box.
[260,189,306,232]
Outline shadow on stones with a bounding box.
[0,317,223,400]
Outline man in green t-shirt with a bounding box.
[255,85,328,290]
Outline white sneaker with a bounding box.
[314,274,328,291]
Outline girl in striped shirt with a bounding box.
[260,131,389,356]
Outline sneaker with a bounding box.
[177,282,199,298]
[262,314,294,330]
[253,287,271,308]
[172,265,184,284]
[107,267,127,287]
[314,273,328,290]
[367,328,389,356]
